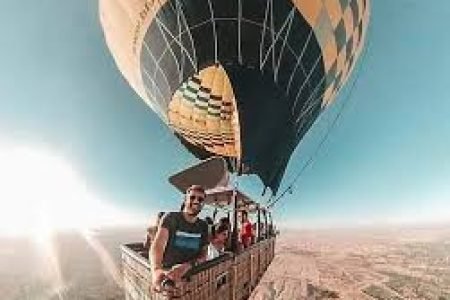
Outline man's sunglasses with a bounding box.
[189,195,205,203]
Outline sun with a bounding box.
[0,143,142,237]
[0,143,144,297]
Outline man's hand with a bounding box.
[165,263,190,282]
[151,268,166,292]
[195,245,208,264]
[149,218,169,293]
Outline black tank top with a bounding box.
[161,212,208,268]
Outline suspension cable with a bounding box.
[268,33,373,210]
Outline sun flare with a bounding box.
[0,144,143,238]
[0,143,146,298]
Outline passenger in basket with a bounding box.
[218,216,230,228]
[207,223,229,260]
[204,216,214,240]
[150,185,209,291]
[218,216,232,251]
[239,210,254,249]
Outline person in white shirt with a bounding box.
[207,223,229,260]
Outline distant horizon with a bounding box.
[1,0,450,237]
[2,210,450,239]
[278,219,450,231]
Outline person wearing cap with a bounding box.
[150,185,209,291]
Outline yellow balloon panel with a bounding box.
[293,0,370,107]
[168,65,241,158]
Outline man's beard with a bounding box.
[186,204,201,216]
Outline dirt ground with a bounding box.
[2,225,450,299]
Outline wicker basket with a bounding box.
[121,237,275,300]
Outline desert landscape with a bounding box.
[251,226,450,299]
[1,225,450,300]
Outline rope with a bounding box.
[268,30,373,210]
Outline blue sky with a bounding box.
[1,0,450,228]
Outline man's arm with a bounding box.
[165,225,208,282]
[149,225,169,291]
[150,226,168,272]
[195,245,208,264]
[194,224,209,264]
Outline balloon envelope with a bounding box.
[99,0,370,193]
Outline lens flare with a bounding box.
[0,143,147,298]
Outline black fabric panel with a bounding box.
[276,50,297,90]
[140,0,327,193]
[225,66,298,193]
[145,23,167,60]
[288,64,307,98]
[180,55,196,81]
[167,39,183,67]
[240,22,261,67]
[216,20,238,64]
[174,132,211,160]
[141,49,157,77]
[157,2,178,37]
[296,104,321,140]
[158,51,180,92]
[358,20,364,45]
[178,0,211,27]
[301,39,321,74]
[259,29,277,75]
[292,84,312,116]
[212,0,238,18]
[349,0,360,24]
[346,36,354,61]
[348,54,355,74]
[326,61,337,89]
[179,31,196,57]
[287,11,313,57]
[154,69,172,101]
[308,54,324,95]
[141,68,157,97]
[335,19,347,52]
[271,0,295,33]
[241,0,266,24]
[338,0,349,10]
[333,71,343,91]
[190,23,216,70]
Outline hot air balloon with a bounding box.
[100,2,370,298]
[99,0,369,194]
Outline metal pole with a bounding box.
[225,211,232,251]
[232,188,239,252]
[263,209,268,239]
[268,212,273,237]
[257,205,261,242]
